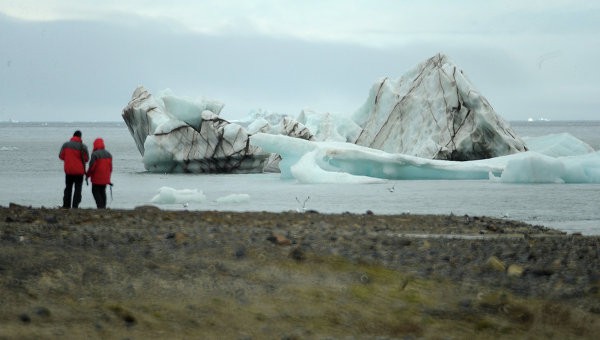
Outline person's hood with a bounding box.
[70,136,82,143]
[93,138,105,151]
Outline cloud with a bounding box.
[0,1,599,121]
[2,1,598,44]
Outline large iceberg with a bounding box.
[352,53,527,160]
[122,87,312,173]
[122,53,575,179]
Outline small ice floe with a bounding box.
[0,146,18,151]
[216,194,250,204]
[150,186,206,205]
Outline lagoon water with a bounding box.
[1,120,599,235]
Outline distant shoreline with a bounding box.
[0,202,571,234]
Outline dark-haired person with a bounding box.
[86,138,113,209]
[59,130,89,208]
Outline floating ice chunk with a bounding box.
[296,109,362,142]
[559,151,600,183]
[162,91,224,127]
[216,193,251,204]
[150,186,207,204]
[246,117,270,135]
[251,133,495,182]
[351,53,527,160]
[0,146,18,151]
[499,152,565,183]
[290,149,386,184]
[250,133,600,184]
[523,133,594,157]
[123,88,313,173]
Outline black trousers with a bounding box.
[63,174,84,208]
[92,184,107,209]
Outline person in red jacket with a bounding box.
[86,138,113,209]
[59,130,89,208]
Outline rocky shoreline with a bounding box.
[1,204,598,339]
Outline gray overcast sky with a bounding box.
[1,0,599,122]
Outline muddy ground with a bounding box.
[0,204,599,339]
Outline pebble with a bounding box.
[486,256,506,272]
[507,264,524,277]
[268,233,291,246]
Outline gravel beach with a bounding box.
[1,204,598,339]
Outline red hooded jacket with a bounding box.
[59,136,89,175]
[86,138,113,185]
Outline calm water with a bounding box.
[0,120,599,235]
